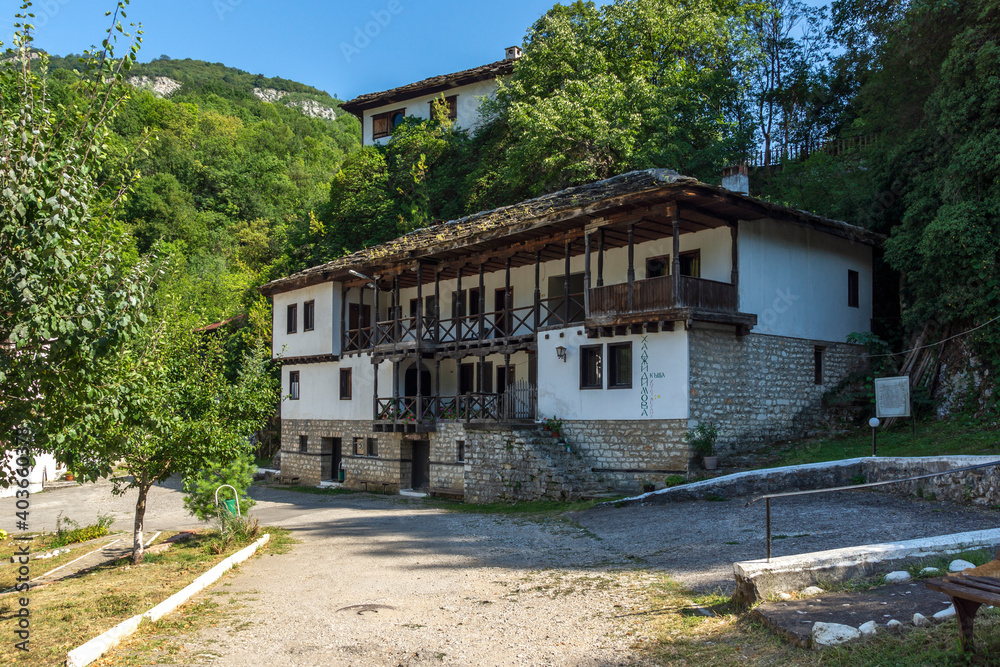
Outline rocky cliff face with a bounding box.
[128,76,183,98]
[253,87,339,121]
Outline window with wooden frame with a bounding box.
[848,270,860,308]
[298,435,308,453]
[372,108,406,139]
[456,440,466,463]
[289,371,300,400]
[340,368,353,400]
[303,300,315,332]
[608,342,633,389]
[354,437,365,456]
[366,437,378,457]
[286,303,298,334]
[581,345,603,389]
[646,251,702,278]
[429,95,458,121]
[814,346,825,385]
[646,255,670,279]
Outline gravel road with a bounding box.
[4,481,999,665]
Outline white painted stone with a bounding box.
[913,613,931,627]
[778,592,793,601]
[812,622,861,647]
[920,567,941,576]
[949,559,976,572]
[933,605,956,621]
[884,571,912,583]
[801,586,825,597]
[859,621,877,637]
[887,619,904,630]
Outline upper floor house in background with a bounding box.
[340,46,522,146]
[260,167,882,502]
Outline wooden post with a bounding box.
[373,358,380,420]
[672,208,681,306]
[504,256,512,337]
[359,283,367,348]
[434,358,441,419]
[341,285,349,352]
[534,250,542,331]
[627,224,635,312]
[478,264,485,341]
[416,264,424,424]
[597,229,605,288]
[373,278,381,346]
[456,265,464,341]
[503,352,511,421]
[393,275,401,343]
[434,267,441,343]
[392,359,400,428]
[478,355,486,394]
[563,239,571,324]
[584,232,592,319]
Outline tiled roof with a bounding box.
[340,59,514,116]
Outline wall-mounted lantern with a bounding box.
[556,346,567,362]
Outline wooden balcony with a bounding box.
[372,384,538,433]
[588,275,753,331]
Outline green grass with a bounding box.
[770,415,999,468]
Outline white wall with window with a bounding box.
[536,326,689,421]
[271,282,339,359]
[738,218,873,343]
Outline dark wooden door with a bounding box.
[348,304,371,347]
[405,365,432,397]
[411,441,430,491]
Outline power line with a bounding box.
[868,315,1000,358]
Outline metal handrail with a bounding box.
[746,459,1000,561]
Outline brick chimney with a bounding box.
[505,46,523,61]
[721,165,749,196]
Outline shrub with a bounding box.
[684,423,718,457]
[50,514,115,547]
[182,455,257,522]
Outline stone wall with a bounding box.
[430,423,467,491]
[689,327,866,454]
[280,419,402,490]
[561,419,689,492]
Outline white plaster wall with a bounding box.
[361,79,500,146]
[537,326,689,421]
[0,452,61,496]
[271,282,338,359]
[738,218,873,343]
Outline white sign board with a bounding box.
[875,377,911,418]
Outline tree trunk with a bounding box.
[132,477,151,565]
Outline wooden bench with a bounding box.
[358,480,391,494]
[925,554,1000,651]
[428,487,465,501]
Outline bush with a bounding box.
[182,455,257,522]
[684,423,718,457]
[664,475,687,488]
[50,514,115,547]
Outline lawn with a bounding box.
[0,526,292,666]
[769,415,999,468]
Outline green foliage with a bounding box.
[182,454,258,522]
[50,514,116,548]
[0,2,157,481]
[664,475,687,488]
[684,423,719,457]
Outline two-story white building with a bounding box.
[261,168,881,501]
[340,46,521,146]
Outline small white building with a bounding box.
[261,168,880,501]
[340,47,522,146]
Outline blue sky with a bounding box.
[4,0,562,100]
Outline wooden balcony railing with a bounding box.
[374,383,538,426]
[589,275,737,318]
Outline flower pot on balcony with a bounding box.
[702,456,718,471]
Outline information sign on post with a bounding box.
[874,377,911,419]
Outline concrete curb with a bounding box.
[65,533,271,667]
[733,528,1000,604]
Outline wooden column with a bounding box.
[627,224,635,312]
[434,358,441,417]
[359,283,367,348]
[373,279,381,345]
[597,229,605,288]
[393,275,401,344]
[563,239,571,325]
[730,222,740,288]
[478,355,486,394]
[434,267,441,343]
[672,208,681,305]
[341,285,349,352]
[533,250,542,331]
[416,264,424,422]
[584,232,592,319]
[392,359,400,427]
[503,352,511,421]
[456,265,464,341]
[373,359,380,421]
[478,264,485,341]
[504,256,512,337]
